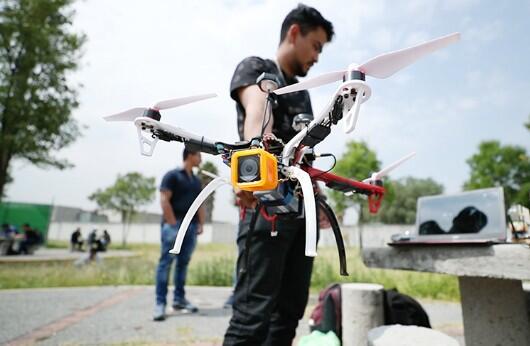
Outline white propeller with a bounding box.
[358,33,460,78]
[153,93,217,110]
[273,71,344,95]
[363,152,416,184]
[104,93,217,122]
[274,32,460,95]
[104,107,146,122]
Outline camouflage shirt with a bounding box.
[230,56,313,143]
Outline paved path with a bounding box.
[0,248,135,263]
[0,286,464,345]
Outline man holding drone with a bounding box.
[224,4,334,345]
[103,2,460,338]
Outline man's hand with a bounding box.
[313,185,331,229]
[318,208,331,229]
[235,188,258,209]
[160,190,178,226]
[197,224,204,235]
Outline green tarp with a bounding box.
[0,202,52,239]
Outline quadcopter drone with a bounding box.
[105,32,460,276]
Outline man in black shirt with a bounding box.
[225,4,334,345]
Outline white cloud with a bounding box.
[465,20,503,44]
[440,0,480,12]
[456,97,479,111]
[370,28,396,52]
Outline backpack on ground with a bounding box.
[309,284,431,341]
[309,283,342,340]
[383,288,431,328]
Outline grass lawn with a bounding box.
[0,241,459,301]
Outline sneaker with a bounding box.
[172,298,198,313]
[153,303,166,321]
[223,294,234,309]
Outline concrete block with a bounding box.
[341,283,384,346]
[459,277,530,346]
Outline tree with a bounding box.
[0,0,85,199]
[329,140,381,223]
[89,172,156,246]
[198,161,218,223]
[464,140,530,209]
[377,177,444,224]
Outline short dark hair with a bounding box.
[183,148,199,161]
[280,4,334,44]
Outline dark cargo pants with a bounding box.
[224,209,314,346]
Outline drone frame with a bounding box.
[164,78,381,259]
[106,32,461,274]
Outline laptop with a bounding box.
[389,187,507,246]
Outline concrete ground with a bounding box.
[0,285,464,346]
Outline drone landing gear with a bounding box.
[169,177,229,254]
[340,80,371,133]
[136,124,159,156]
[317,197,349,276]
[283,166,317,257]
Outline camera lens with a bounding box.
[238,155,260,182]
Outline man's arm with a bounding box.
[235,85,272,208]
[238,85,272,140]
[239,79,330,226]
[160,190,177,226]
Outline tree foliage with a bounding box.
[89,172,156,245]
[198,161,218,223]
[464,140,530,208]
[0,0,85,199]
[376,177,444,224]
[329,141,381,222]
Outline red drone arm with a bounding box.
[301,165,385,213]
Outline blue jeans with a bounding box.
[155,221,197,306]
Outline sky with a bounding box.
[6,0,530,223]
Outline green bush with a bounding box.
[311,247,459,300]
[188,256,235,286]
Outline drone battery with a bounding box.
[300,124,331,147]
[254,183,300,214]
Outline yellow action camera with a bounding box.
[231,148,278,191]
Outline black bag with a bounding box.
[309,283,342,339]
[383,288,431,328]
